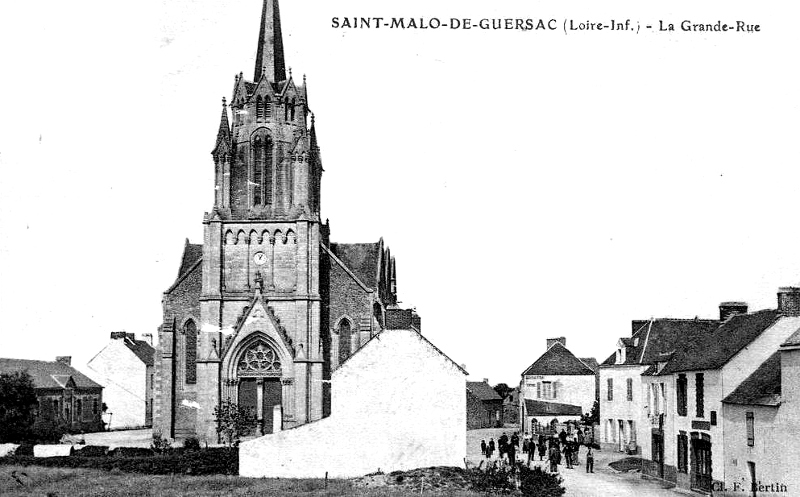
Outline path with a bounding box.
[466,428,679,497]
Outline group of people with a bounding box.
[479,427,595,474]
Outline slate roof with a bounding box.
[522,342,596,376]
[658,310,781,375]
[579,357,599,372]
[123,338,155,366]
[330,242,380,288]
[524,399,583,417]
[601,318,720,367]
[722,352,781,406]
[179,243,203,277]
[0,358,102,390]
[466,381,503,401]
[783,328,800,347]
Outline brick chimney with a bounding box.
[483,378,489,384]
[719,302,748,321]
[55,356,71,366]
[546,337,566,349]
[778,287,800,316]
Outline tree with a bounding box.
[0,371,38,442]
[493,383,513,399]
[581,399,600,426]
[213,398,254,448]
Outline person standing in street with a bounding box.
[586,447,594,473]
[481,439,487,456]
[488,438,495,459]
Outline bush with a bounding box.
[15,443,34,456]
[31,419,71,444]
[74,445,109,457]
[518,464,565,497]
[183,437,201,451]
[150,429,172,453]
[467,463,516,494]
[109,447,154,458]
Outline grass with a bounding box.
[0,465,487,497]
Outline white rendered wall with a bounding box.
[84,341,147,429]
[239,328,467,478]
[520,374,595,414]
[599,365,645,446]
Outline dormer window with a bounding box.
[616,348,626,364]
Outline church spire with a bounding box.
[254,0,286,83]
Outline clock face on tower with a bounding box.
[253,252,267,265]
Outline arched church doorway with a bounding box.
[236,340,283,435]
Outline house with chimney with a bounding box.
[85,332,155,429]
[636,288,800,494]
[720,327,800,497]
[599,316,719,453]
[519,337,598,434]
[0,356,104,433]
[466,379,503,429]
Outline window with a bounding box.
[338,318,352,364]
[264,96,271,118]
[626,378,633,401]
[677,374,687,417]
[746,411,754,446]
[607,378,614,401]
[290,98,296,121]
[695,373,704,418]
[710,411,717,426]
[536,382,541,399]
[541,382,552,399]
[677,432,688,473]
[76,399,82,419]
[185,320,197,384]
[93,398,98,415]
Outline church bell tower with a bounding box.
[195,0,325,443]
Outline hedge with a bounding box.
[0,448,238,475]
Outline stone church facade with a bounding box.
[154,0,418,443]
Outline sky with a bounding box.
[1,0,799,387]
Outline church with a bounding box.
[154,0,420,443]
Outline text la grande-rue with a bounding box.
[659,20,760,32]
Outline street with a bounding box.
[467,428,679,497]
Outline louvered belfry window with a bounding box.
[252,135,273,206]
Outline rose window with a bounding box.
[237,342,282,377]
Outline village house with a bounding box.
[519,337,597,434]
[638,288,800,494]
[240,321,468,478]
[0,356,104,433]
[599,317,719,453]
[85,332,155,429]
[466,379,503,429]
[720,321,800,496]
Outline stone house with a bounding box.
[0,356,103,433]
[519,337,597,434]
[153,0,419,442]
[466,379,503,429]
[240,326,467,478]
[719,328,800,496]
[599,317,718,453]
[639,289,800,494]
[85,332,155,429]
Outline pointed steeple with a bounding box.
[213,97,231,157]
[254,0,286,83]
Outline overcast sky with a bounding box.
[1,0,798,386]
